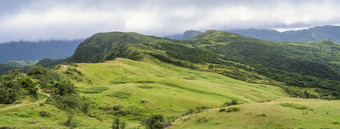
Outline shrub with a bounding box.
[142,114,164,129]
[107,91,131,99]
[138,85,154,89]
[82,87,109,94]
[113,105,123,111]
[69,63,78,67]
[219,108,226,112]
[112,117,126,129]
[223,99,239,107]
[279,103,313,111]
[196,117,208,124]
[226,107,240,113]
[40,110,51,117]
[257,113,267,117]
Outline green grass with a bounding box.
[171,98,340,129]
[1,58,340,128]
[81,86,109,94]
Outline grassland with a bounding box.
[171,98,340,129]
[1,58,339,128]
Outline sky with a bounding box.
[1,0,340,42]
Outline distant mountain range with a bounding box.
[0,40,82,63]
[229,25,340,43]
[165,25,340,43]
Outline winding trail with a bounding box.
[0,88,50,112]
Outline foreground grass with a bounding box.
[1,58,338,128]
[171,98,340,129]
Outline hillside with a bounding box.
[2,30,340,128]
[39,30,340,99]
[0,40,82,63]
[2,58,340,128]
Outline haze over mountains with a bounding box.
[0,40,82,63]
[165,25,340,43]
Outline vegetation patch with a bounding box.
[82,86,109,94]
[182,106,211,116]
[39,110,51,117]
[222,99,240,107]
[279,103,313,111]
[219,107,240,113]
[196,117,208,124]
[137,85,154,89]
[16,110,35,118]
[107,91,131,99]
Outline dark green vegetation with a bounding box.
[0,70,38,104]
[39,30,340,99]
[0,40,82,63]
[82,86,109,94]
[279,103,313,111]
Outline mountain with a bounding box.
[182,30,203,40]
[229,25,340,43]
[3,30,340,128]
[38,30,340,99]
[0,40,82,63]
[163,34,182,40]
[169,25,340,42]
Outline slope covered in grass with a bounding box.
[38,30,340,99]
[2,58,340,128]
[171,98,340,129]
[55,58,288,128]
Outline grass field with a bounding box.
[1,58,339,128]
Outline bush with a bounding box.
[223,99,239,107]
[257,113,267,117]
[196,117,208,124]
[27,66,48,76]
[40,110,51,117]
[142,114,164,129]
[0,70,38,104]
[219,108,226,112]
[107,91,131,99]
[64,112,75,128]
[138,85,154,89]
[279,103,313,111]
[82,87,109,94]
[226,107,240,113]
[112,117,126,129]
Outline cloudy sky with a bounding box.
[1,0,340,42]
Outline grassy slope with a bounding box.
[1,58,339,128]
[66,58,287,128]
[171,98,340,129]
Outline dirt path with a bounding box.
[0,88,50,112]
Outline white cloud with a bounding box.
[1,0,340,42]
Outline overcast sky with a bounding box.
[1,0,340,42]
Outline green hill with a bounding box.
[38,30,340,99]
[2,58,340,128]
[2,30,340,128]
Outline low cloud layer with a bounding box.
[1,0,340,42]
